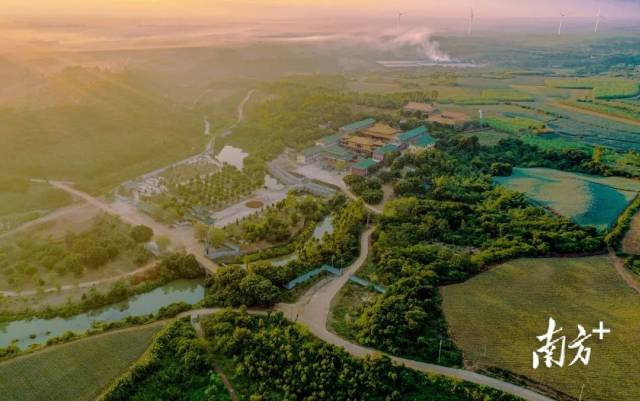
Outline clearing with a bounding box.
[442,256,640,401]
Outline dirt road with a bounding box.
[221,89,255,136]
[609,249,640,294]
[48,181,219,274]
[0,261,157,297]
[0,203,87,241]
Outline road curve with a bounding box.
[186,227,555,401]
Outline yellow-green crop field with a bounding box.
[545,78,639,99]
[443,256,640,401]
[0,324,162,401]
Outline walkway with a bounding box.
[182,227,555,401]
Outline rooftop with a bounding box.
[352,158,378,170]
[429,111,470,125]
[343,135,378,146]
[303,145,323,156]
[323,145,355,161]
[413,134,436,148]
[317,133,343,145]
[362,123,400,139]
[340,118,376,132]
[375,143,400,155]
[405,102,438,113]
[398,126,428,142]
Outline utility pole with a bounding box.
[578,384,585,401]
[438,339,443,363]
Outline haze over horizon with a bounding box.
[1,0,639,20]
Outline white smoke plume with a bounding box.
[265,26,452,62]
[387,28,452,62]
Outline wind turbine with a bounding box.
[468,8,475,36]
[397,11,408,32]
[594,9,605,33]
[558,13,568,35]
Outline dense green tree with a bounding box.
[131,225,154,243]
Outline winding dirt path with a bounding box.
[0,261,157,297]
[609,249,640,294]
[0,203,86,241]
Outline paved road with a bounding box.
[184,227,554,401]
[48,181,219,274]
[276,226,554,401]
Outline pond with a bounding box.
[0,279,204,349]
[312,215,334,239]
[216,145,248,170]
[265,215,334,267]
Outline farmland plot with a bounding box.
[0,324,162,401]
[443,256,640,401]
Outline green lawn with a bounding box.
[0,324,162,401]
[443,256,640,401]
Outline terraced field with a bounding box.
[0,324,162,401]
[495,167,640,230]
[443,256,640,401]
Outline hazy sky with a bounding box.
[1,0,639,19]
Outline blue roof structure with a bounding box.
[398,126,428,142]
[352,158,378,170]
[340,118,375,132]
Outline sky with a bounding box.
[1,0,639,20]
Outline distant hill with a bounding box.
[0,67,205,193]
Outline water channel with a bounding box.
[0,279,204,349]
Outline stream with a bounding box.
[0,279,204,349]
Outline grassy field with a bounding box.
[0,323,162,401]
[495,167,640,230]
[442,256,640,401]
[545,78,640,99]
